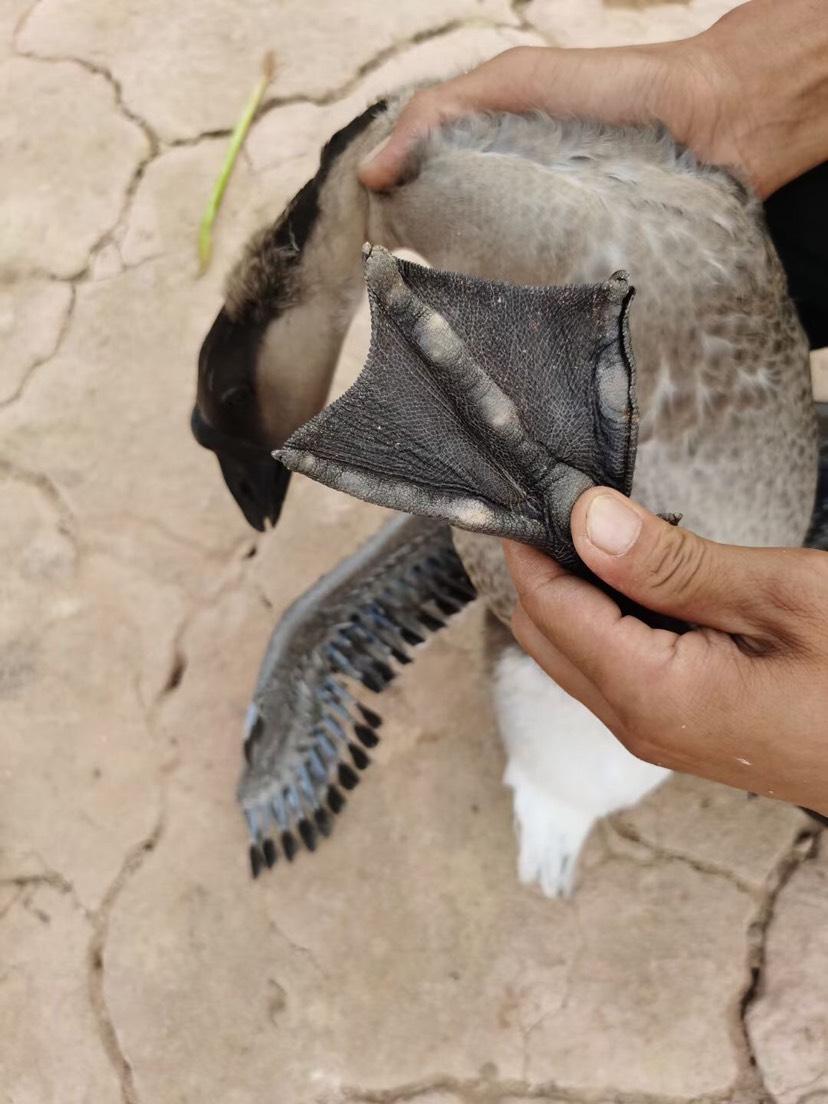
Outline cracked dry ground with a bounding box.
[2,0,828,1102]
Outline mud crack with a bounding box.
[87,814,165,1104]
[736,827,823,1100]
[0,283,77,410]
[607,817,757,896]
[8,44,159,285]
[341,1072,749,1104]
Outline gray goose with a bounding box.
[193,88,822,895]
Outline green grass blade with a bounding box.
[198,51,275,275]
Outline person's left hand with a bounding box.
[504,487,828,816]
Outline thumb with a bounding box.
[358,47,551,191]
[358,90,461,191]
[571,487,783,634]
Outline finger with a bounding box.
[514,599,759,782]
[505,537,685,700]
[358,86,466,190]
[503,538,568,586]
[509,546,771,776]
[359,42,680,191]
[569,487,812,638]
[358,47,553,191]
[511,601,625,733]
[507,540,759,758]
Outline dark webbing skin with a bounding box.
[280,247,686,632]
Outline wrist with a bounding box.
[686,0,828,197]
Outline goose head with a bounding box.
[192,99,390,530]
[192,214,343,531]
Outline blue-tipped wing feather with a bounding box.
[238,514,476,876]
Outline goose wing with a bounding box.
[238,513,475,876]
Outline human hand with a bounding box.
[503,488,828,817]
[359,0,828,199]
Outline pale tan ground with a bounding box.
[2,1,827,1102]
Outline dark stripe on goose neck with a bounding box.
[273,98,389,258]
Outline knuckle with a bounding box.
[606,674,664,756]
[794,547,828,592]
[612,700,678,770]
[643,526,707,602]
[614,714,644,758]
[624,734,653,764]
[614,715,663,766]
[756,549,828,643]
[756,572,808,622]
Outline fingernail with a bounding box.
[585,494,642,556]
[359,135,390,168]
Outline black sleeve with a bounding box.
[764,161,828,351]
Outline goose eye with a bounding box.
[220,384,254,410]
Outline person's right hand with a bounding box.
[359,0,828,200]
[504,488,828,819]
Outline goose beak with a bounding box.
[217,452,291,532]
[191,406,291,531]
